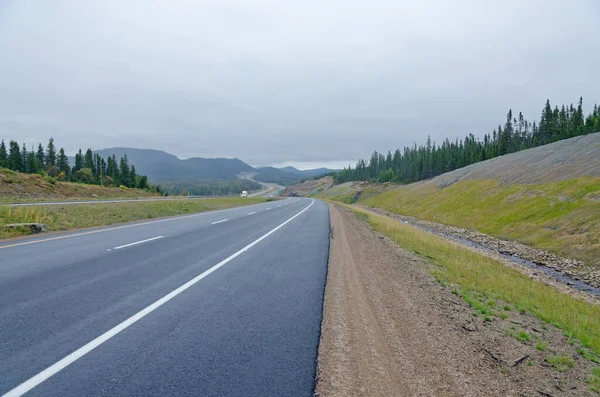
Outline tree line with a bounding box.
[163,179,262,196]
[0,137,159,192]
[335,98,600,184]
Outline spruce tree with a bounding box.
[110,154,120,185]
[21,143,29,173]
[74,149,84,172]
[36,143,45,169]
[119,155,130,187]
[8,140,23,171]
[0,140,7,168]
[130,165,137,188]
[84,149,95,174]
[27,147,40,174]
[46,137,57,169]
[57,148,70,177]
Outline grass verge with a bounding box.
[346,204,600,357]
[361,177,600,266]
[0,198,265,239]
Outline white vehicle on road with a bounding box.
[240,190,248,198]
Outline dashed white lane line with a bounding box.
[1,199,315,397]
[211,219,228,225]
[247,212,257,215]
[113,236,164,250]
[266,207,272,210]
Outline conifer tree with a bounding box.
[8,140,22,171]
[74,149,84,173]
[0,140,7,168]
[57,148,70,177]
[130,164,137,188]
[36,143,45,169]
[84,149,95,174]
[27,146,40,174]
[46,137,57,169]
[21,143,28,173]
[119,155,130,187]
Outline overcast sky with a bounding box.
[0,1,599,169]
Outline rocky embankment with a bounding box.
[280,176,334,197]
[361,206,600,290]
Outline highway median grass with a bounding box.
[345,204,600,362]
[0,197,266,239]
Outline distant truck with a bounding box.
[240,191,248,198]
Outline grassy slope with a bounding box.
[0,197,266,239]
[362,177,600,266]
[348,205,600,387]
[0,167,158,202]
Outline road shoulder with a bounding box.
[316,203,595,396]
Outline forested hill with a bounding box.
[0,137,156,191]
[254,166,339,186]
[335,98,600,184]
[93,148,254,183]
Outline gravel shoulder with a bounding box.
[316,203,598,396]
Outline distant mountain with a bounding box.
[79,147,335,186]
[253,166,338,186]
[93,147,254,183]
[278,166,304,175]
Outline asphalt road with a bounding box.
[239,173,284,198]
[0,198,329,397]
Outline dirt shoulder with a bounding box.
[316,203,597,396]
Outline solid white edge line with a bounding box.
[2,198,315,397]
[113,236,164,250]
[211,219,228,225]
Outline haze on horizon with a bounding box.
[0,0,599,169]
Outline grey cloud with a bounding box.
[0,0,599,167]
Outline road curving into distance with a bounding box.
[0,198,329,397]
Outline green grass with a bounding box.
[346,205,600,359]
[506,328,531,343]
[361,177,600,266]
[546,355,575,371]
[516,331,531,343]
[315,183,358,203]
[0,198,266,238]
[587,368,600,393]
[578,348,600,364]
[536,342,548,351]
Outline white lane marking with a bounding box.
[266,207,272,210]
[2,199,315,397]
[247,212,257,215]
[211,219,228,225]
[0,202,270,250]
[113,236,163,250]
